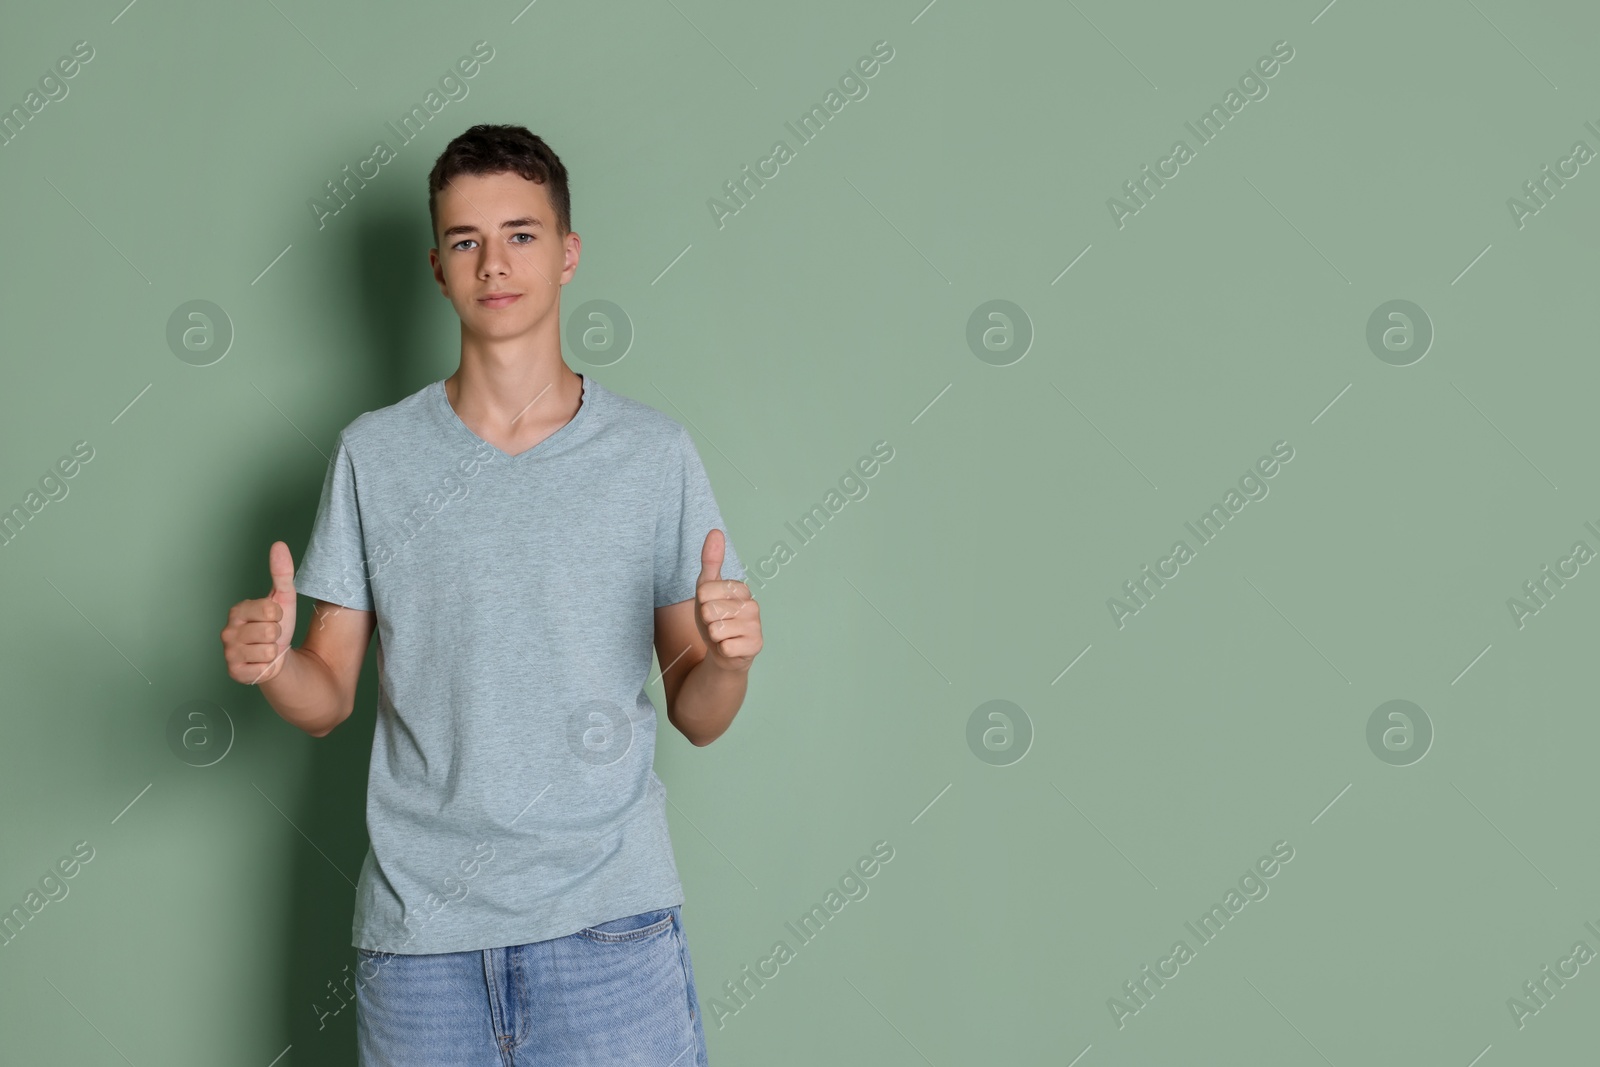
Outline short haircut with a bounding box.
[427,124,571,244]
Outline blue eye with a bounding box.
[452,234,533,250]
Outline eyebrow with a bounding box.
[441,216,544,240]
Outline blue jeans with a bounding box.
[355,905,709,1066]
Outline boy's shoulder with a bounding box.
[335,374,690,453]
[591,378,688,447]
[335,379,437,449]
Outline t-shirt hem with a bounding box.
[352,883,687,955]
[654,580,699,608]
[294,578,373,613]
[655,569,749,609]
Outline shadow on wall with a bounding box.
[270,205,451,1063]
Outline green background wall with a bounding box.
[3,0,1598,1063]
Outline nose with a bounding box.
[478,241,511,279]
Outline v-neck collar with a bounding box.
[430,373,594,461]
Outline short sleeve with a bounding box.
[294,432,375,612]
[654,424,745,608]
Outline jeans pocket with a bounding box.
[575,907,676,943]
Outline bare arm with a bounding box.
[652,529,763,747]
[222,542,376,739]
[261,600,375,737]
[654,597,748,747]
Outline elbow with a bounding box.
[306,704,352,739]
[668,711,713,748]
[682,721,726,747]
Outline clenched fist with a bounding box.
[221,541,299,685]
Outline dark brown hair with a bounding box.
[427,125,571,244]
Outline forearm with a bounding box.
[259,647,348,738]
[670,656,749,746]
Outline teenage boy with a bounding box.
[220,124,762,1066]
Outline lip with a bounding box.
[478,293,521,308]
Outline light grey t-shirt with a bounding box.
[293,371,744,955]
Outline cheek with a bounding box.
[533,246,567,279]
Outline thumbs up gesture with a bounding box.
[221,541,299,685]
[695,529,762,673]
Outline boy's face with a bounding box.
[429,170,580,341]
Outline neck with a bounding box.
[445,344,582,437]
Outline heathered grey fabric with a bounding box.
[292,372,744,954]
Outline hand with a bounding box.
[221,541,299,685]
[694,529,762,673]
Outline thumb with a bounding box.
[268,540,297,601]
[696,528,725,592]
